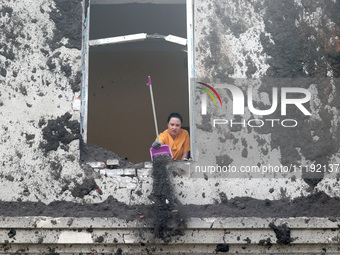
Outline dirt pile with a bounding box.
[1,191,340,221]
[80,141,133,168]
[150,155,186,241]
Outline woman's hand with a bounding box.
[152,141,162,148]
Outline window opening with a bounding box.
[85,1,192,162]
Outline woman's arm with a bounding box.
[181,151,189,160]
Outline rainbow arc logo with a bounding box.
[197,82,222,115]
[197,82,222,106]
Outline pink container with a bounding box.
[149,144,173,161]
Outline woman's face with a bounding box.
[167,117,181,138]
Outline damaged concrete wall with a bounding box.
[0,0,142,205]
[1,0,340,253]
[0,0,164,210]
[0,0,339,211]
[0,0,340,254]
[0,0,85,203]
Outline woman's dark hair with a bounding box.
[167,112,183,123]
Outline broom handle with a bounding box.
[147,76,160,142]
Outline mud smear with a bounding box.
[254,78,337,188]
[197,17,234,82]
[257,0,340,187]
[259,0,340,78]
[269,222,292,245]
[48,0,82,50]
[71,177,101,198]
[70,71,81,93]
[149,155,186,241]
[258,237,272,247]
[215,243,229,252]
[1,191,340,219]
[0,5,22,62]
[39,112,80,155]
[7,229,16,238]
[181,191,340,218]
[200,0,340,189]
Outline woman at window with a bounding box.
[152,113,190,160]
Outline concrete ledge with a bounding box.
[1,243,340,255]
[1,216,339,229]
[0,217,340,254]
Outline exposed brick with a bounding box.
[87,162,106,169]
[123,168,136,176]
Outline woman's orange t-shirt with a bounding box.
[157,129,190,160]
